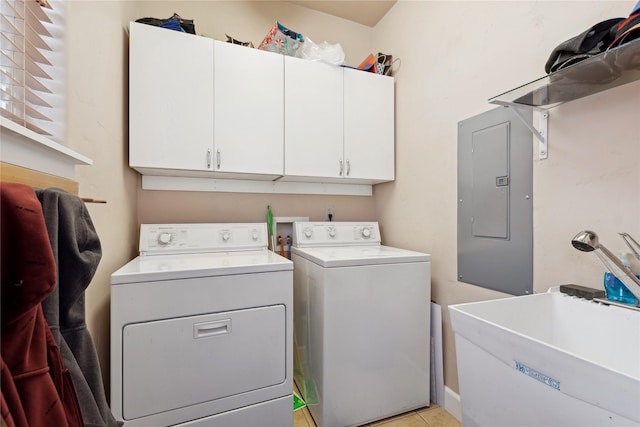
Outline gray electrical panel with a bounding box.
[457,107,533,295]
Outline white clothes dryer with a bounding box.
[291,222,431,427]
[110,223,293,427]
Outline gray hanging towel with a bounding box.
[36,188,122,427]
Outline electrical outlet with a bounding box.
[326,207,333,220]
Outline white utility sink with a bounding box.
[450,289,640,427]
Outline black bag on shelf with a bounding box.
[136,13,195,34]
[544,18,623,74]
[608,11,640,49]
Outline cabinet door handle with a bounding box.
[206,148,212,169]
[339,159,343,176]
[216,149,221,169]
[346,159,351,176]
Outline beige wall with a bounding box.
[66,1,140,393]
[134,1,374,66]
[373,0,640,395]
[65,0,639,409]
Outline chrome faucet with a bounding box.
[619,232,640,261]
[571,230,640,303]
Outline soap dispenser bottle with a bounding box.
[603,252,640,305]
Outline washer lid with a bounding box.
[111,250,292,285]
[291,245,430,268]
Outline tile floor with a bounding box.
[293,384,461,427]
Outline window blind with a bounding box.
[1,0,65,143]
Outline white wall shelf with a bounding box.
[141,175,373,196]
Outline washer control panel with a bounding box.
[139,223,267,255]
[292,222,380,247]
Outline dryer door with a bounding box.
[121,305,286,420]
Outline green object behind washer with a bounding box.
[293,392,306,411]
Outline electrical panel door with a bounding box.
[458,107,533,295]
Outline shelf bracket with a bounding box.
[509,106,548,160]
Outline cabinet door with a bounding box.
[344,68,395,182]
[283,56,343,180]
[129,22,214,171]
[214,42,283,176]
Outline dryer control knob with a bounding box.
[158,233,172,245]
[362,228,371,238]
[252,231,259,241]
[222,231,231,242]
[304,228,313,238]
[328,228,336,237]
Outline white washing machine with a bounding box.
[291,222,431,427]
[110,223,293,427]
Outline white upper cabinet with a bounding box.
[128,22,394,188]
[129,22,214,172]
[283,56,343,181]
[344,67,394,182]
[283,57,395,184]
[129,23,283,180]
[214,41,283,177]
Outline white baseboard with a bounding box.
[444,386,462,422]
